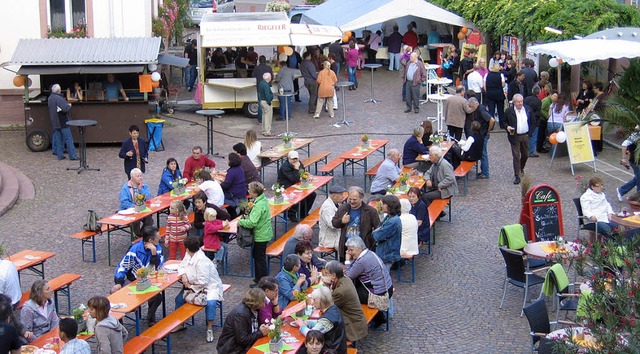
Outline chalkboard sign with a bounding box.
[520,184,564,242]
[531,204,560,242]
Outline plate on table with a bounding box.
[117,209,135,215]
[164,263,180,271]
[111,302,127,309]
[24,255,41,260]
[21,346,38,354]
[289,321,299,327]
[36,350,56,354]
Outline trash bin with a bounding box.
[145,118,165,151]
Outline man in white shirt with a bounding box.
[467,64,484,104]
[319,185,346,249]
[504,94,533,185]
[0,260,21,307]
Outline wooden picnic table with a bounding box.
[257,138,315,183]
[29,326,92,349]
[5,249,56,280]
[339,140,389,190]
[108,260,181,335]
[269,175,333,230]
[248,300,317,354]
[98,185,198,266]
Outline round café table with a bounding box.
[195,109,224,156]
[66,120,100,174]
[523,241,582,259]
[276,92,296,137]
[363,63,383,103]
[334,81,354,127]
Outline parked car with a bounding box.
[217,0,236,13]
[189,0,217,26]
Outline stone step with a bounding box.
[5,164,35,200]
[0,162,20,216]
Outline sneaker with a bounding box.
[206,329,214,343]
[313,115,320,119]
[617,187,624,202]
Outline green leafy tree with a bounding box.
[431,0,640,42]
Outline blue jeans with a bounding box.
[175,290,219,321]
[383,262,394,318]
[347,66,357,86]
[584,221,619,238]
[185,65,197,90]
[619,163,640,197]
[529,127,538,155]
[279,90,293,119]
[53,127,77,159]
[480,134,490,177]
[388,52,400,70]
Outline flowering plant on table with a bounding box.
[272,183,285,197]
[266,316,284,341]
[292,289,308,303]
[282,133,293,144]
[171,178,188,190]
[361,134,369,143]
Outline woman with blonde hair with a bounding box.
[314,61,337,119]
[483,63,506,125]
[217,288,269,353]
[244,130,262,168]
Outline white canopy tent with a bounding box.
[300,0,475,32]
[528,39,640,65]
[199,12,342,47]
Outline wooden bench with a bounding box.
[362,303,388,331]
[318,157,345,187]
[18,273,81,315]
[364,161,384,191]
[453,160,478,196]
[131,284,231,354]
[397,253,416,283]
[427,198,451,246]
[302,151,330,174]
[314,246,338,260]
[69,224,115,262]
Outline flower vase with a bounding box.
[400,182,408,191]
[76,319,87,334]
[135,203,146,212]
[269,338,283,353]
[174,187,185,195]
[362,141,370,149]
[274,194,284,204]
[300,179,309,188]
[136,277,151,292]
[284,141,292,148]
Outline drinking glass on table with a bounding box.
[157,265,166,280]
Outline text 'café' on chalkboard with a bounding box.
[519,184,564,242]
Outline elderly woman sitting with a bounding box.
[294,287,348,353]
[175,236,225,343]
[20,280,59,341]
[119,168,153,236]
[294,240,322,287]
[579,176,618,238]
[402,126,429,169]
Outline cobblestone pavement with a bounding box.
[0,68,634,353]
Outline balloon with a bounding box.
[27,78,32,88]
[148,63,157,71]
[556,131,567,143]
[461,26,468,34]
[549,58,558,68]
[12,75,24,87]
[277,46,286,54]
[342,34,350,43]
[278,53,288,62]
[549,133,558,144]
[151,72,161,82]
[457,32,466,40]
[284,47,293,56]
[151,80,160,88]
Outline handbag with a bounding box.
[236,215,254,248]
[183,288,208,306]
[364,254,391,311]
[83,209,101,232]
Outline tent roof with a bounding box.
[300,0,475,32]
[584,27,640,42]
[199,12,342,47]
[528,39,640,65]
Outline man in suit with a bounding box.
[421,146,458,208]
[505,94,534,185]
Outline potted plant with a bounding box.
[398,172,410,191]
[292,289,308,317]
[282,133,293,148]
[72,304,87,334]
[266,316,284,352]
[171,177,188,195]
[134,192,147,212]
[429,134,443,146]
[361,134,370,148]
[135,267,151,291]
[299,170,312,188]
[272,183,285,204]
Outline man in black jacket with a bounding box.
[277,150,316,220]
[524,86,542,157]
[505,94,534,185]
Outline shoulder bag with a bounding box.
[183,258,210,306]
[236,215,254,248]
[364,254,390,311]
